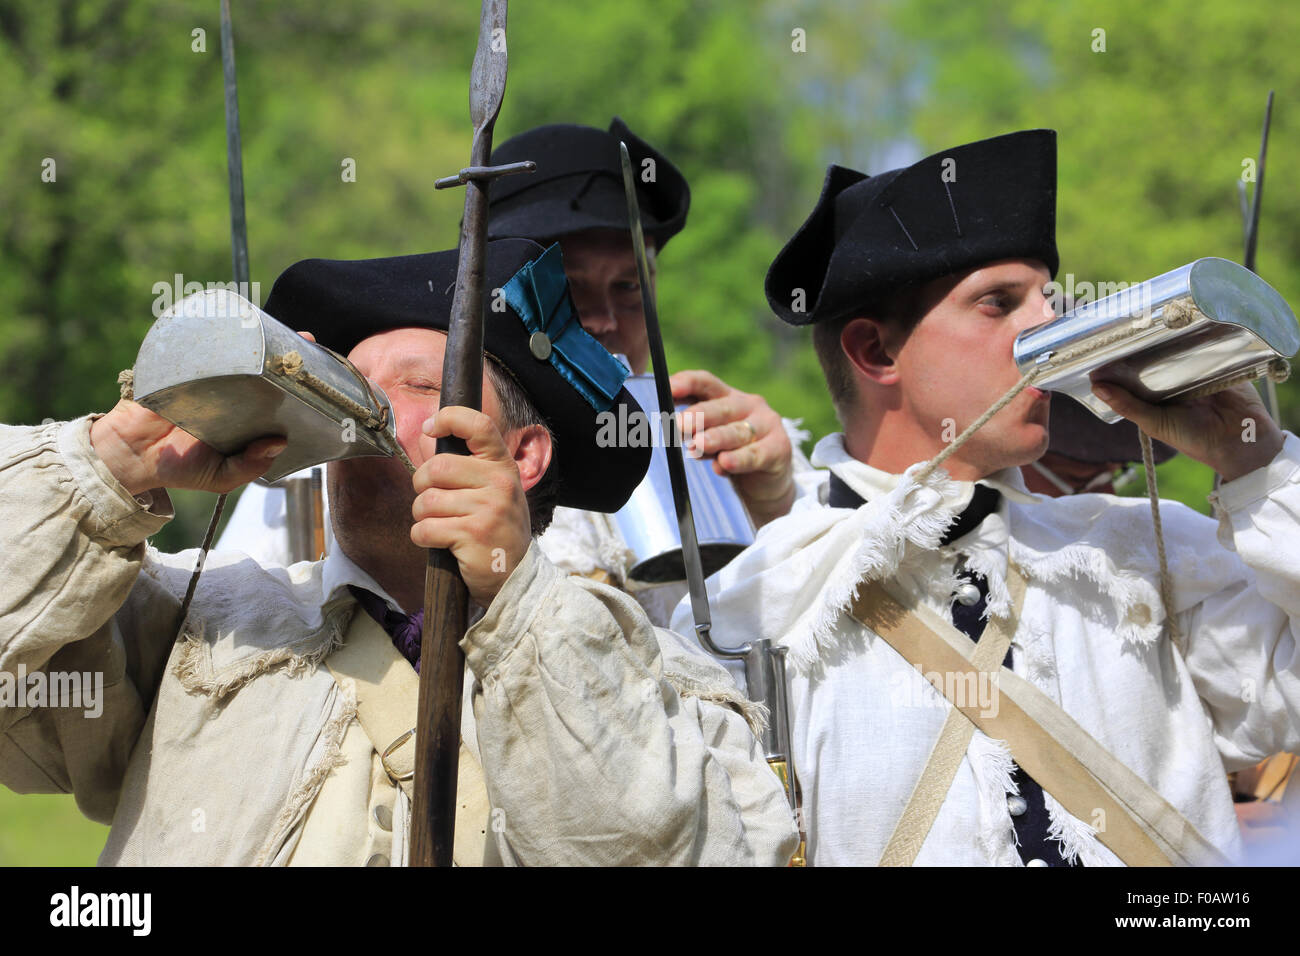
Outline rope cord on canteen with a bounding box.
[269,349,417,474]
[912,318,1286,652]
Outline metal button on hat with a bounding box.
[529,330,552,360]
[1026,858,1049,868]
[1007,795,1028,817]
[954,582,982,607]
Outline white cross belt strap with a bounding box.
[878,566,1027,866]
[325,605,493,867]
[850,571,1229,867]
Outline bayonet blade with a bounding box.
[1243,91,1278,422]
[219,0,250,289]
[619,142,748,660]
[1244,90,1273,274]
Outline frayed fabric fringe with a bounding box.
[172,607,351,700]
[969,731,1023,866]
[665,657,770,739]
[789,465,962,673]
[253,679,358,866]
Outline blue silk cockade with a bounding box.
[501,243,630,411]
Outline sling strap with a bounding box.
[325,606,493,866]
[879,566,1027,865]
[851,571,1229,867]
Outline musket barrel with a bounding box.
[282,477,316,565]
[220,0,250,289]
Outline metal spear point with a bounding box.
[411,0,532,868]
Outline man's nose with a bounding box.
[576,299,618,336]
[1019,290,1055,334]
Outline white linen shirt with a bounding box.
[673,432,1300,866]
[0,416,798,866]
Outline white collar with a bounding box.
[810,433,1041,509]
[320,545,406,614]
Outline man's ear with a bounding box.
[841,317,902,387]
[509,424,553,493]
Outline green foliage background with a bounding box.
[2,0,1295,863]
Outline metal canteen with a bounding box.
[1013,257,1299,422]
[611,371,756,583]
[131,288,404,483]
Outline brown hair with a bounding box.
[484,358,560,536]
[811,282,928,424]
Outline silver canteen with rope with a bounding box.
[1013,257,1298,422]
[131,288,409,483]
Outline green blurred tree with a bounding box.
[0,0,840,552]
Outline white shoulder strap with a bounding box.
[852,569,1228,867]
[878,567,1027,866]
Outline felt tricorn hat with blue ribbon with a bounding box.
[766,130,1059,326]
[262,238,650,513]
[487,117,690,250]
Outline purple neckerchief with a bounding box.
[348,585,422,672]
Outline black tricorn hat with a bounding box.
[766,130,1059,326]
[1047,393,1177,466]
[487,117,690,249]
[262,238,651,513]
